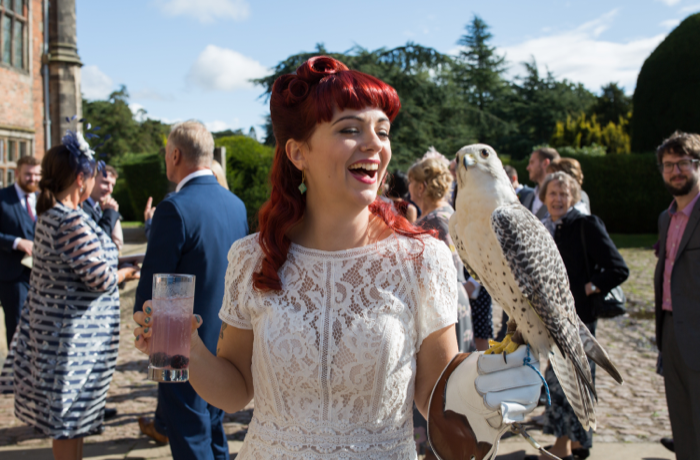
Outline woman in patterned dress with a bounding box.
[133,56,542,460]
[1,144,139,460]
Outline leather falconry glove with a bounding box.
[428,345,543,460]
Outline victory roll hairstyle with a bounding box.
[254,56,430,292]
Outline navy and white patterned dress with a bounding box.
[0,203,120,439]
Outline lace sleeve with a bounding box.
[58,212,118,293]
[219,235,260,329]
[415,238,458,352]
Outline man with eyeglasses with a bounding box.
[654,131,700,459]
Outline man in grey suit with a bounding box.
[521,147,560,219]
[654,131,700,459]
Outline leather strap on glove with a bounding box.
[427,346,543,460]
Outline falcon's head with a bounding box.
[454,143,517,205]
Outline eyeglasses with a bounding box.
[658,159,699,173]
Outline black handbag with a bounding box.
[580,222,627,319]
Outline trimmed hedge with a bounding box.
[506,153,670,234]
[631,13,700,152]
[112,177,136,221]
[120,153,170,222]
[216,136,274,230]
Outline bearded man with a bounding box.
[654,131,700,459]
[0,156,41,348]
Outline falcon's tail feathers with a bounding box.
[578,318,624,385]
[550,351,597,431]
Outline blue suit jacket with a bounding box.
[0,186,37,282]
[134,175,248,353]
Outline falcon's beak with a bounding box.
[463,153,476,169]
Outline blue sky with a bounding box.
[76,0,699,136]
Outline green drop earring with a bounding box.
[298,169,307,194]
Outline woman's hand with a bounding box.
[584,282,599,296]
[133,300,203,355]
[118,265,141,283]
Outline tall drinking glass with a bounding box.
[148,274,195,382]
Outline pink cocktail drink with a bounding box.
[148,275,195,382]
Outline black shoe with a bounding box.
[104,408,118,420]
[572,447,590,459]
[660,437,674,453]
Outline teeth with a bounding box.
[349,163,379,171]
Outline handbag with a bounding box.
[580,222,627,319]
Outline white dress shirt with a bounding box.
[175,169,214,193]
[531,185,544,215]
[12,182,37,250]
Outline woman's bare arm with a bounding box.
[413,324,459,418]
[134,302,254,414]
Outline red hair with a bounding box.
[254,56,433,292]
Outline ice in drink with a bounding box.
[148,274,195,382]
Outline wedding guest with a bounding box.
[82,165,123,251]
[211,159,229,190]
[546,158,590,215]
[0,156,40,348]
[133,121,248,460]
[134,57,541,459]
[504,164,534,203]
[522,147,560,218]
[0,141,138,460]
[654,131,700,459]
[526,171,628,460]
[385,170,417,222]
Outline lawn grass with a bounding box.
[122,221,144,228]
[609,233,658,249]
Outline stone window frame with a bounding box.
[0,0,28,71]
[0,131,34,188]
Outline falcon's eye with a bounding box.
[480,149,489,159]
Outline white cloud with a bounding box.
[660,18,681,28]
[500,10,666,92]
[129,103,147,122]
[680,3,700,12]
[656,0,682,5]
[153,0,250,23]
[81,65,114,100]
[186,45,269,92]
[204,119,240,132]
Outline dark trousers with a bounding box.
[0,270,30,349]
[159,381,229,460]
[662,311,700,460]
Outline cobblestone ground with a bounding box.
[0,245,670,456]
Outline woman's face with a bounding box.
[408,178,424,209]
[544,180,572,221]
[301,107,392,211]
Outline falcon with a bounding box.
[448,143,623,430]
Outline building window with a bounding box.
[0,137,32,187]
[0,0,26,70]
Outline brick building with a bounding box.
[0,0,81,188]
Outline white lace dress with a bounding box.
[219,233,458,459]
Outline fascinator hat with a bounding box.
[61,115,110,178]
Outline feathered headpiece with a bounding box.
[61,115,110,177]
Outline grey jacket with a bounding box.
[521,186,549,219]
[655,196,700,371]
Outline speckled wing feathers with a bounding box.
[490,204,597,429]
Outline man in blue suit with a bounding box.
[134,120,247,460]
[0,156,41,348]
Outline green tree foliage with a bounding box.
[550,112,630,154]
[118,153,170,222]
[589,82,632,128]
[215,135,274,230]
[82,86,171,163]
[632,13,700,152]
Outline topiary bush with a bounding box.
[120,153,170,222]
[631,13,700,153]
[505,153,670,234]
[216,135,274,230]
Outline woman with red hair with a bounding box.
[133,56,542,459]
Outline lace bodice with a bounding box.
[219,233,457,459]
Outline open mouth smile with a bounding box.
[348,161,379,184]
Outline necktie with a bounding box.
[26,194,35,222]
